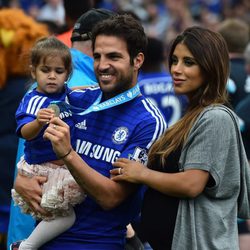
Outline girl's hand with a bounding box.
[110,158,147,184]
[36,108,55,126]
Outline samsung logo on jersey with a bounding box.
[75,139,120,163]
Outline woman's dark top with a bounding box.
[139,148,181,250]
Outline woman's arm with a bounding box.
[111,158,209,198]
[111,108,235,199]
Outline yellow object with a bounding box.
[0,28,15,47]
[0,8,49,89]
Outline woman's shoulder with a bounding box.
[200,105,236,124]
[188,104,238,137]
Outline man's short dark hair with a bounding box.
[91,14,148,63]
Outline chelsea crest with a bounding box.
[112,127,129,144]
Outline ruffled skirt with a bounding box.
[12,157,86,221]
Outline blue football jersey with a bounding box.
[15,85,75,164]
[41,87,167,250]
[138,72,187,126]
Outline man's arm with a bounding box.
[43,116,139,210]
[60,149,138,210]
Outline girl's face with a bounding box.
[170,43,204,99]
[31,55,69,95]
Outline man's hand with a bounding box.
[14,173,48,215]
[43,117,72,159]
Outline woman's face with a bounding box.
[170,43,204,99]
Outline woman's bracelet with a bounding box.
[58,148,72,159]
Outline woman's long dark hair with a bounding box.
[148,26,230,166]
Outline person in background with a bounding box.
[235,42,250,250]
[236,42,250,164]
[217,18,250,245]
[111,26,250,249]
[56,0,93,48]
[69,8,115,88]
[7,0,45,20]
[13,14,166,250]
[217,18,250,109]
[138,36,187,127]
[36,0,65,28]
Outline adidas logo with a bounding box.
[75,120,87,130]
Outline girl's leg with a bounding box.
[19,207,75,250]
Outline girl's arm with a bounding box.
[21,108,54,140]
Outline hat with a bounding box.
[71,8,115,42]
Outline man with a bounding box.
[7,8,115,248]
[13,14,166,249]
[69,9,145,249]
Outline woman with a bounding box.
[111,26,250,249]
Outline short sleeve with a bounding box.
[181,108,236,187]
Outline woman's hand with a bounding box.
[43,117,72,159]
[14,173,47,214]
[110,158,148,184]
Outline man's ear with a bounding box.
[30,65,36,80]
[134,52,144,70]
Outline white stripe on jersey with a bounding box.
[142,99,167,149]
[70,86,100,95]
[146,98,167,136]
[26,96,47,115]
[65,95,70,104]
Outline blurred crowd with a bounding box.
[105,0,249,48]
[0,0,250,46]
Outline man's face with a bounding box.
[93,35,135,99]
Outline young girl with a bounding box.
[11,37,85,250]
